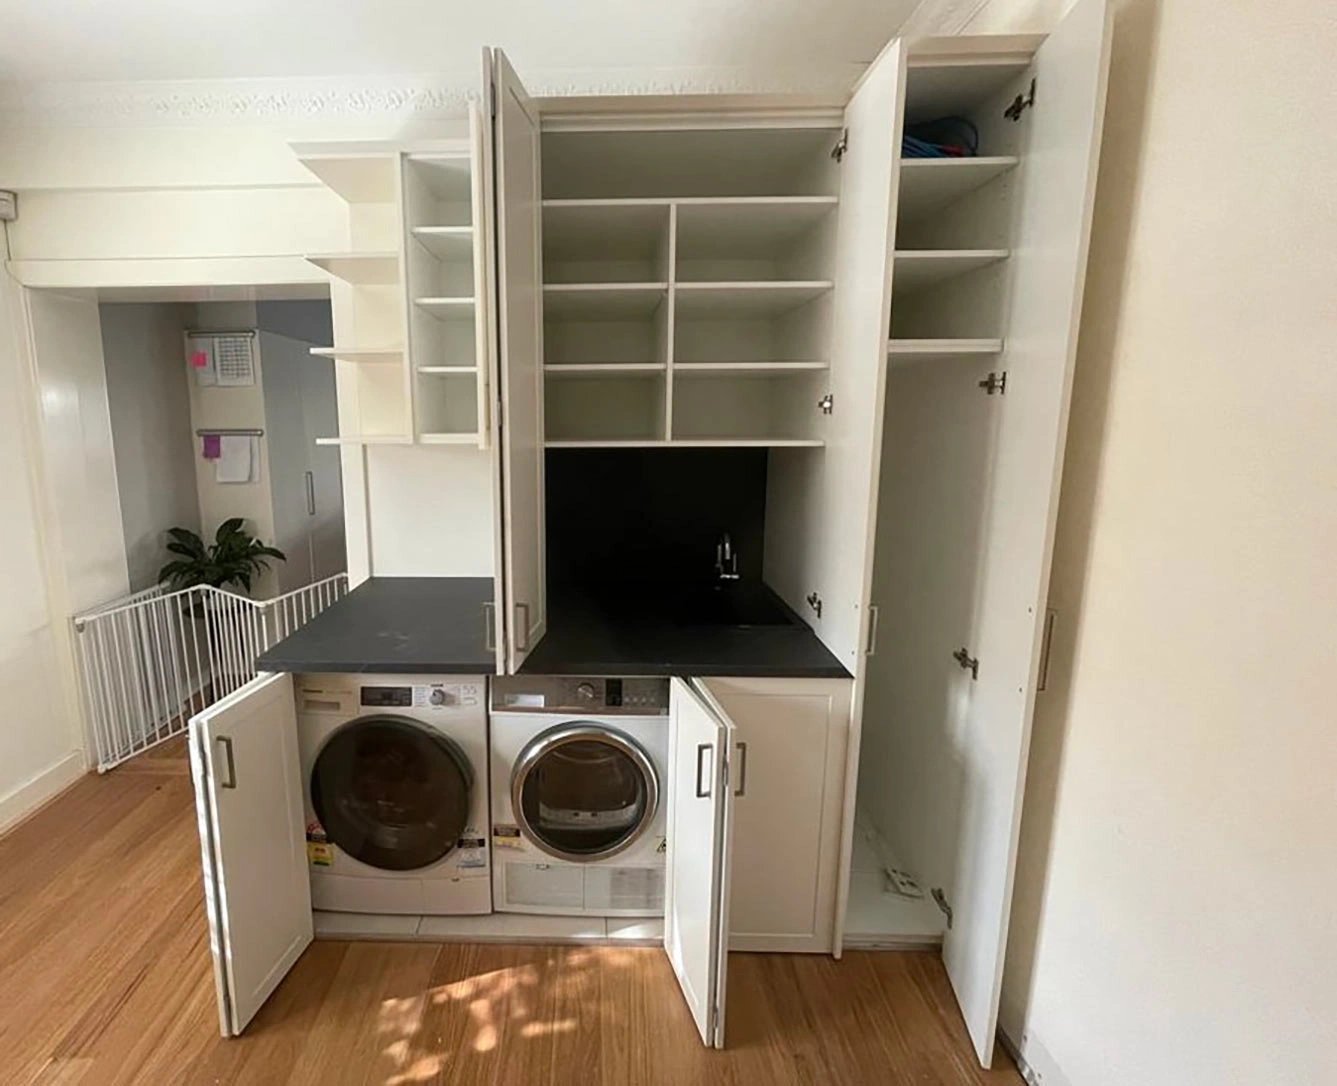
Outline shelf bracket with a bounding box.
[978,371,1007,396]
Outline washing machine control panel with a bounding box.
[491,676,669,715]
[359,682,483,710]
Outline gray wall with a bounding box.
[99,303,199,592]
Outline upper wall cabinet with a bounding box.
[293,126,493,450]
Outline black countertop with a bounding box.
[519,583,850,679]
[257,577,495,674]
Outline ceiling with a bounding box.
[0,0,920,86]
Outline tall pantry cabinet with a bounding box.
[187,0,1111,1069]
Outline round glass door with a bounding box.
[310,715,472,871]
[511,723,659,863]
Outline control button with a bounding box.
[429,688,451,707]
[575,681,598,703]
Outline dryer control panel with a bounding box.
[491,676,669,715]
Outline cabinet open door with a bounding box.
[664,678,737,1048]
[485,46,547,672]
[940,0,1113,1065]
[188,672,312,1037]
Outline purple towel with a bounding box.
[201,434,222,459]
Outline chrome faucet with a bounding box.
[715,533,741,582]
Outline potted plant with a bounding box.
[159,518,286,596]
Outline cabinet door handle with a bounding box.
[1038,608,1057,692]
[482,602,496,652]
[304,471,315,516]
[866,604,880,656]
[733,741,748,797]
[216,736,237,789]
[694,743,712,798]
[514,602,531,651]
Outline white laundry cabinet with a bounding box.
[193,0,1112,1066]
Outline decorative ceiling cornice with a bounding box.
[0,64,866,128]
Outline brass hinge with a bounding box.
[952,647,979,680]
[806,592,823,619]
[978,371,1007,396]
[817,393,834,415]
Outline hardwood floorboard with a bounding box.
[0,745,1023,1086]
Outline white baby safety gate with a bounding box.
[71,574,347,771]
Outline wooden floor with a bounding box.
[0,739,1023,1085]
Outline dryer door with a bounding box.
[310,715,473,871]
[511,723,659,862]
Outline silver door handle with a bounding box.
[304,470,316,516]
[217,736,237,789]
[866,604,880,656]
[482,601,496,652]
[1038,608,1057,691]
[694,743,712,798]
[514,602,530,651]
[733,741,748,797]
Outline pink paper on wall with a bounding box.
[201,434,222,459]
[190,350,209,368]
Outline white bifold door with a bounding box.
[188,672,311,1037]
[485,47,547,672]
[664,678,738,1048]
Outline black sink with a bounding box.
[562,580,798,629]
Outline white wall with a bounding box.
[0,275,86,830]
[100,302,199,591]
[913,1,1337,1083]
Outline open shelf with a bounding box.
[405,153,473,227]
[898,157,1020,219]
[543,283,668,318]
[887,338,1003,364]
[545,363,667,376]
[673,361,828,376]
[676,199,837,283]
[541,128,843,200]
[672,370,825,446]
[417,365,478,375]
[675,282,832,318]
[411,226,474,260]
[305,252,400,285]
[904,60,1033,123]
[893,250,1009,291]
[546,372,666,445]
[418,433,479,445]
[315,435,414,447]
[543,203,671,284]
[310,347,402,364]
[294,148,398,203]
[415,297,475,318]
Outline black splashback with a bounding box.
[545,448,768,592]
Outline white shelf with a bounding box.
[418,432,479,445]
[295,150,397,203]
[310,347,402,364]
[544,363,667,376]
[898,157,1020,218]
[406,154,472,201]
[674,281,832,318]
[414,297,475,319]
[417,366,478,375]
[411,227,474,260]
[676,198,837,254]
[545,439,670,448]
[892,249,1009,291]
[673,361,828,376]
[314,435,414,447]
[887,338,1004,364]
[670,437,825,448]
[305,252,400,285]
[543,283,668,318]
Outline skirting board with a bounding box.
[315,910,664,947]
[999,1027,1072,1086]
[0,751,86,836]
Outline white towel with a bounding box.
[215,436,257,484]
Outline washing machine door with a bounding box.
[511,722,659,863]
[310,715,472,871]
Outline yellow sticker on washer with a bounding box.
[492,825,522,849]
[307,841,334,867]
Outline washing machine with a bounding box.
[490,676,669,917]
[295,673,491,915]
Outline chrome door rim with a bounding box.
[510,722,659,863]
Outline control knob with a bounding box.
[429,688,451,707]
[575,681,599,704]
